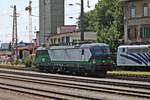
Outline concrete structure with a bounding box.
[122,0,150,44]
[57,25,76,34]
[39,0,64,45]
[1,43,10,50]
[49,32,97,45]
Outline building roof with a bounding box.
[80,43,109,48]
[120,0,130,1]
[118,45,150,48]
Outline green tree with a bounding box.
[96,0,123,50]
[78,0,123,51]
[97,21,120,51]
[77,10,97,32]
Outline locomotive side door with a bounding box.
[121,47,127,64]
[81,49,85,61]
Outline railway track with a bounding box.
[1,66,150,82]
[0,68,149,99]
[0,74,99,99]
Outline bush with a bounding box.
[10,60,19,65]
[23,54,35,67]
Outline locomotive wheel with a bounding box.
[38,66,44,72]
[90,70,107,78]
[98,70,107,78]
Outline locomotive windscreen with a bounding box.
[36,50,48,55]
[90,46,110,56]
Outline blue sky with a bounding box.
[0,0,98,43]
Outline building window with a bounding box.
[127,28,131,39]
[140,27,150,38]
[131,2,136,18]
[127,27,137,39]
[143,3,149,17]
[61,37,65,44]
[66,36,70,43]
[58,38,60,43]
[54,38,56,44]
[131,8,136,17]
[51,39,53,44]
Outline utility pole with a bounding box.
[26,1,32,43]
[43,0,46,45]
[12,5,18,59]
[80,0,84,42]
[124,1,128,44]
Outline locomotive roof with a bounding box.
[49,46,76,49]
[36,47,47,50]
[118,45,150,48]
[49,43,109,50]
[80,43,109,48]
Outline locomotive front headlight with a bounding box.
[102,60,105,63]
[42,58,45,62]
[93,59,96,64]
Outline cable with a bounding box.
[0,6,38,16]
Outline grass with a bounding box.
[0,63,25,68]
[108,71,150,76]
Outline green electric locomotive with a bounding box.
[34,43,113,77]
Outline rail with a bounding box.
[0,68,149,99]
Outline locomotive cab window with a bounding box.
[148,46,150,52]
[91,46,110,56]
[36,50,48,55]
[81,49,84,55]
[127,47,148,53]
